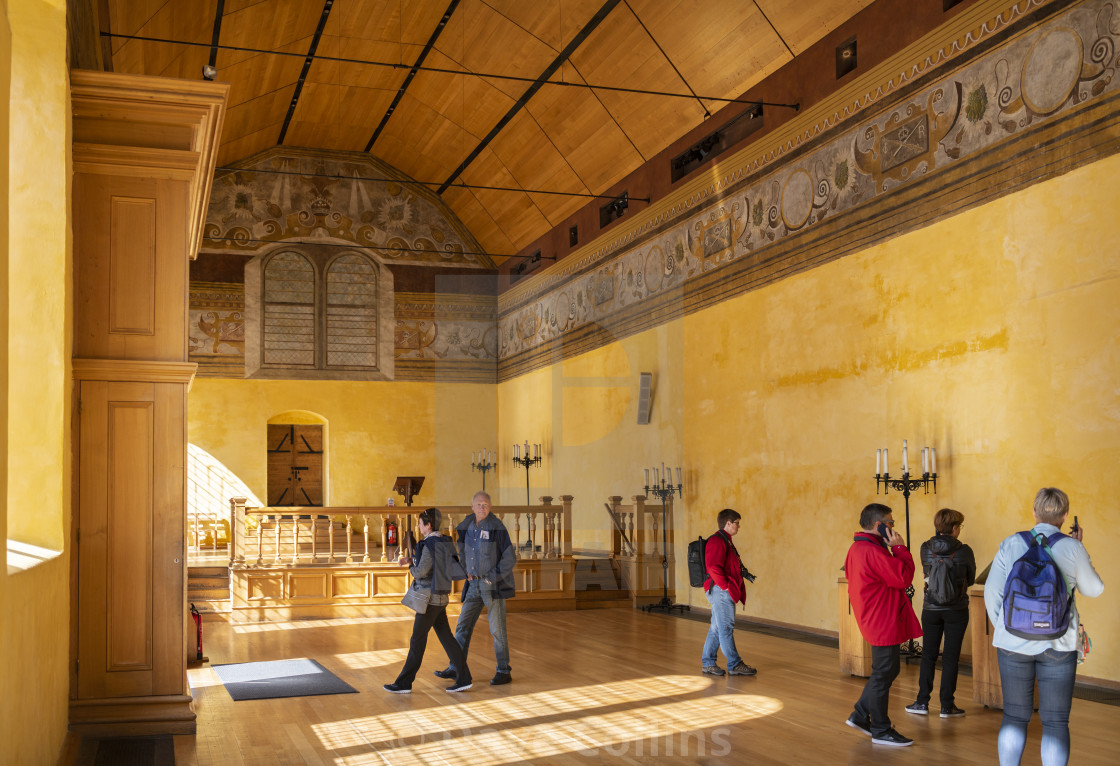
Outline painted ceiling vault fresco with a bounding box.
[202,147,493,269]
[496,0,1120,377]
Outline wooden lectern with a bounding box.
[393,476,425,507]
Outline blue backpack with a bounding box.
[1002,531,1073,640]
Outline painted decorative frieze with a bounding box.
[498,0,1120,369]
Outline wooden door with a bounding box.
[267,424,323,506]
[76,380,186,699]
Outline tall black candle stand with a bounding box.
[642,479,688,614]
[472,454,496,491]
[512,448,542,552]
[876,468,937,660]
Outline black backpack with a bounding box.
[687,535,709,587]
[925,550,960,606]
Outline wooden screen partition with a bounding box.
[227,497,575,622]
[605,495,674,609]
[838,577,873,677]
[70,70,227,736]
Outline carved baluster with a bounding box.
[310,514,318,563]
[292,514,300,564]
[551,511,561,558]
[362,514,371,563]
[255,515,264,566]
[627,512,635,556]
[328,516,335,562]
[528,513,537,559]
[273,514,282,564]
[345,515,354,563]
[514,513,522,553]
[379,512,388,563]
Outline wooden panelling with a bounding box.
[106,400,155,672]
[109,197,157,335]
[74,174,190,362]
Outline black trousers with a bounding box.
[853,644,901,737]
[394,604,471,688]
[916,607,969,707]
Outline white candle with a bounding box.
[876,449,881,475]
[676,467,682,485]
[644,469,650,486]
[883,449,888,475]
[902,440,909,474]
[654,468,659,484]
[921,447,928,475]
[536,444,541,459]
[931,448,936,474]
[514,444,519,459]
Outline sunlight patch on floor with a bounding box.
[311,677,781,764]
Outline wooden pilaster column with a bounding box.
[69,70,227,736]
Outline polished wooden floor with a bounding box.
[166,610,1118,765]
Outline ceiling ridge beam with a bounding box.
[436,0,624,194]
[365,0,461,153]
[277,0,335,146]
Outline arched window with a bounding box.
[263,252,315,368]
[245,247,392,380]
[326,254,378,369]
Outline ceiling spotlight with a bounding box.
[202,65,217,81]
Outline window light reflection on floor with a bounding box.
[313,678,781,765]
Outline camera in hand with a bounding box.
[741,564,757,583]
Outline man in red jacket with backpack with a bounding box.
[700,508,757,677]
[844,502,923,747]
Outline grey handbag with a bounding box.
[400,581,430,614]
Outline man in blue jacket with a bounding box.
[436,491,517,685]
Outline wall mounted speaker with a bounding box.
[637,372,653,425]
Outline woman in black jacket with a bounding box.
[905,507,976,718]
[384,507,472,694]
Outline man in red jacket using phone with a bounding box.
[844,503,922,747]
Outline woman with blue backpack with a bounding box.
[983,487,1105,766]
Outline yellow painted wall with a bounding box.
[188,379,497,509]
[497,154,1120,684]
[2,0,72,764]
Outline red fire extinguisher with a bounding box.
[190,603,203,661]
[386,520,398,547]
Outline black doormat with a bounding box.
[212,657,358,701]
[77,735,174,766]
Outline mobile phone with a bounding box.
[1071,515,1079,533]
[877,522,891,541]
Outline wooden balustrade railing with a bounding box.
[605,494,675,608]
[228,496,574,569]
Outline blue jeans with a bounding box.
[452,582,511,674]
[701,586,742,669]
[997,648,1077,766]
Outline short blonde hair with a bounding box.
[1033,487,1069,525]
[933,508,964,535]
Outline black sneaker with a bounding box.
[446,680,473,693]
[490,672,512,686]
[905,702,929,715]
[940,705,965,718]
[845,715,872,736]
[383,683,411,694]
[433,667,456,679]
[871,728,913,747]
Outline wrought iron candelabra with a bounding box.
[875,439,938,659]
[643,464,688,614]
[471,449,496,491]
[511,440,542,505]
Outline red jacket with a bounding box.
[844,531,922,646]
[704,530,746,604]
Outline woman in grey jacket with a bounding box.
[384,507,472,693]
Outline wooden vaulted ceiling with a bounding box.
[102,0,874,264]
